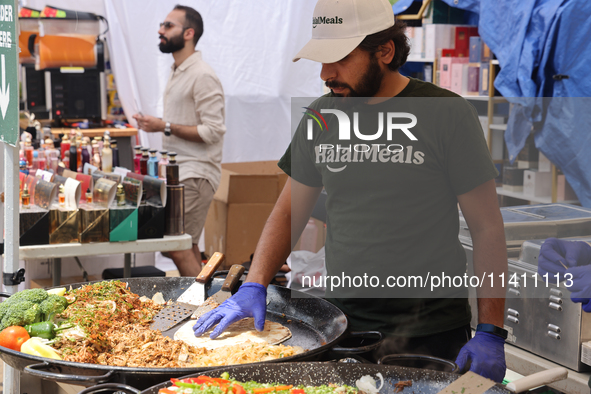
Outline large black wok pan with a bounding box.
[77,361,569,394]
[0,277,380,390]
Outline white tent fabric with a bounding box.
[23,0,323,163]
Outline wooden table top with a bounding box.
[50,127,138,138]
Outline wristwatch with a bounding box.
[164,122,171,136]
[476,323,508,340]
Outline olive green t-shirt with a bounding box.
[279,78,498,337]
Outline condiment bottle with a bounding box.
[86,188,93,203]
[147,149,159,177]
[25,138,34,167]
[22,184,30,208]
[81,140,90,168]
[166,152,179,185]
[102,139,113,173]
[158,150,169,181]
[60,134,70,161]
[116,184,126,206]
[140,148,149,175]
[58,184,65,206]
[133,145,142,174]
[111,139,120,168]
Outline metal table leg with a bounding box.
[123,253,132,278]
[52,257,61,287]
[3,363,20,394]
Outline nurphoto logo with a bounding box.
[303,108,423,173]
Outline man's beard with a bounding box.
[325,54,384,98]
[159,33,185,54]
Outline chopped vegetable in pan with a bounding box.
[158,373,359,394]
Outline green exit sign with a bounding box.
[0,0,18,147]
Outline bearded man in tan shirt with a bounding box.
[134,5,226,276]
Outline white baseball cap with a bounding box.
[293,0,395,63]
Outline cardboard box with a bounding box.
[20,205,50,246]
[205,161,288,268]
[557,174,578,202]
[502,167,525,192]
[441,57,468,90]
[450,63,464,95]
[49,206,80,244]
[109,205,138,242]
[293,218,326,254]
[469,36,482,63]
[138,205,165,239]
[455,26,479,57]
[79,203,110,243]
[466,64,480,95]
[538,151,552,172]
[523,170,552,198]
[479,62,490,96]
[424,24,455,60]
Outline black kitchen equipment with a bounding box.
[378,354,458,373]
[0,277,380,389]
[77,361,568,394]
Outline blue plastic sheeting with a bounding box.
[440,0,591,206]
[392,0,416,14]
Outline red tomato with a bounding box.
[233,383,246,394]
[0,326,30,351]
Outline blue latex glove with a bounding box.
[455,332,506,382]
[538,238,591,280]
[193,282,267,339]
[566,265,591,312]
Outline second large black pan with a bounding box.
[0,277,380,389]
[80,361,569,394]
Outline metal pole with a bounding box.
[3,1,22,391]
[52,258,62,287]
[3,143,20,394]
[124,253,132,278]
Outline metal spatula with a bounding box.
[190,264,246,319]
[150,252,225,332]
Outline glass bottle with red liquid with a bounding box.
[24,138,34,168]
[133,145,142,173]
[140,148,149,175]
[60,134,71,161]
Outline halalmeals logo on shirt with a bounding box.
[313,16,343,28]
[315,144,425,172]
[304,108,422,172]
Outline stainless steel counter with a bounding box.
[506,343,590,394]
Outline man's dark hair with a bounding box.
[359,21,410,72]
[174,5,203,46]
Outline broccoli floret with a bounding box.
[0,301,10,323]
[38,294,68,321]
[0,302,39,331]
[5,289,48,305]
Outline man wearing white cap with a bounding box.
[195,0,507,382]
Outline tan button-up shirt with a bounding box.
[162,51,226,189]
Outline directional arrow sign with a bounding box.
[0,0,18,146]
[0,54,10,119]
